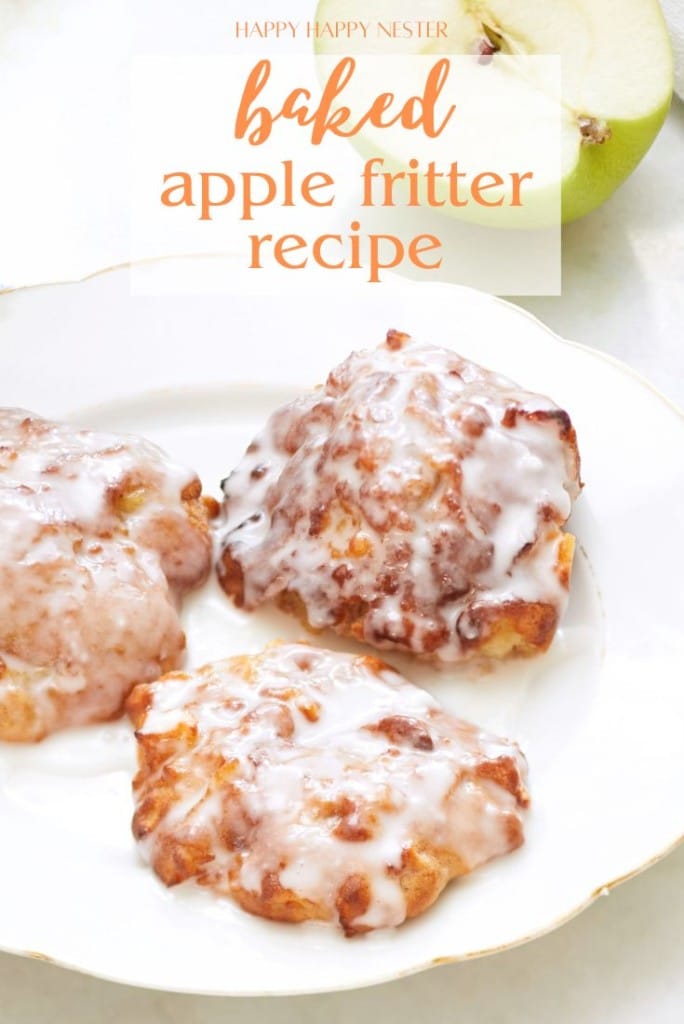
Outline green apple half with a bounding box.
[314,0,673,223]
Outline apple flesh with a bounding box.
[314,0,673,222]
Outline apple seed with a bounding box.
[476,38,497,63]
[578,116,612,145]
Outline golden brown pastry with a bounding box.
[218,330,581,661]
[127,642,529,935]
[0,409,214,741]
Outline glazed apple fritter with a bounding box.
[128,642,529,935]
[218,330,581,661]
[0,409,213,741]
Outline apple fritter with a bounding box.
[0,409,214,741]
[218,330,581,661]
[128,642,529,935]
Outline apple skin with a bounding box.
[561,102,672,222]
[313,0,674,225]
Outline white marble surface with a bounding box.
[0,1,683,1019]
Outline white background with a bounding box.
[0,1,683,1020]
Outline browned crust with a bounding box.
[475,755,530,807]
[231,872,331,926]
[220,524,576,663]
[461,600,559,658]
[216,842,462,936]
[0,681,39,742]
[217,547,246,607]
[397,843,464,925]
[269,561,573,662]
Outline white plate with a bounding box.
[1,260,683,996]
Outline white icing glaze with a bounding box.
[131,643,528,934]
[218,333,581,660]
[0,409,211,740]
